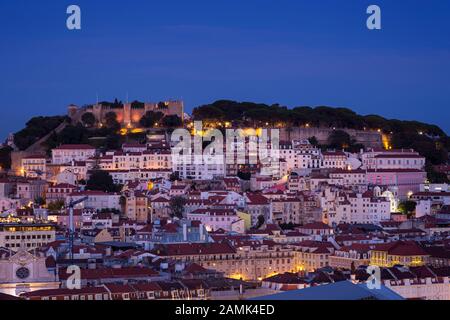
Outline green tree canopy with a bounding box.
[327,130,351,150]
[308,136,319,146]
[131,100,145,109]
[81,112,96,127]
[86,170,118,192]
[169,196,186,219]
[169,171,180,182]
[426,164,449,183]
[99,98,123,109]
[140,111,164,128]
[14,116,67,150]
[0,146,13,170]
[162,115,183,128]
[253,214,265,229]
[104,112,120,130]
[398,200,417,217]
[157,102,169,109]
[47,200,65,211]
[34,197,46,206]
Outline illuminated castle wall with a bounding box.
[68,100,184,126]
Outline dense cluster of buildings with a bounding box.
[0,119,449,300]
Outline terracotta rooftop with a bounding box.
[372,241,429,256]
[54,144,95,150]
[152,242,236,256]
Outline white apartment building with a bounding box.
[329,169,366,186]
[0,222,56,251]
[187,208,245,233]
[208,191,246,207]
[420,183,448,193]
[0,198,20,212]
[288,174,309,192]
[362,148,425,170]
[52,144,96,165]
[322,151,348,169]
[371,154,425,170]
[68,191,121,211]
[322,189,391,225]
[59,161,92,181]
[108,169,171,185]
[122,143,147,153]
[111,150,171,171]
[16,179,48,201]
[97,155,114,170]
[411,191,450,206]
[21,155,47,179]
[174,154,225,180]
[279,140,322,171]
[385,277,450,300]
[271,197,304,224]
[250,175,278,191]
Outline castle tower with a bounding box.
[93,103,103,123]
[166,100,184,121]
[67,104,79,119]
[123,103,132,126]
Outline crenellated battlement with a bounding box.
[68,100,184,126]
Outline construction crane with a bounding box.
[67,196,88,261]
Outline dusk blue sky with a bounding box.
[1,0,449,139]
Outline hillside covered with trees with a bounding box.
[13,116,69,151]
[193,100,446,137]
[9,100,449,183]
[193,100,449,182]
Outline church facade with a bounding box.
[0,247,59,296]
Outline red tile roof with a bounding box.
[412,192,450,197]
[372,241,428,256]
[50,183,77,189]
[21,287,108,298]
[263,272,306,284]
[130,282,162,292]
[323,151,346,156]
[374,154,424,159]
[153,242,236,256]
[190,208,236,216]
[245,193,269,205]
[104,284,136,294]
[54,144,95,150]
[300,222,332,230]
[23,154,47,159]
[58,267,158,280]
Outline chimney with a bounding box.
[160,262,168,270]
[199,224,204,241]
[183,223,187,242]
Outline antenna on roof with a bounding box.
[96,93,99,105]
[126,92,129,103]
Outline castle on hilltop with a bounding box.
[68,100,184,126]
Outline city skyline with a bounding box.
[0,1,449,302]
[1,0,450,139]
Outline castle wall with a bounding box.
[73,100,184,126]
[70,102,380,147]
[279,127,382,148]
